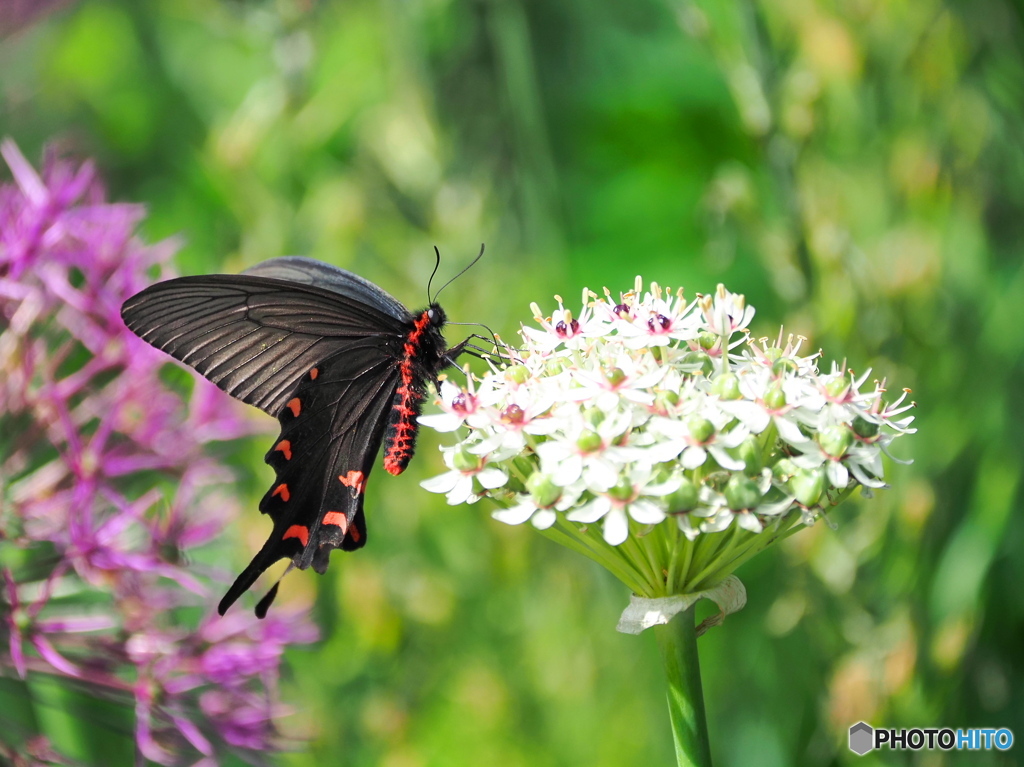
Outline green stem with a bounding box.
[654,606,713,767]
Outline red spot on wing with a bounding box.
[283,525,309,546]
[274,440,292,460]
[309,367,319,380]
[272,484,291,502]
[322,511,348,533]
[338,471,367,493]
[286,398,302,417]
[348,525,361,543]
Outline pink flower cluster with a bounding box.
[0,140,316,765]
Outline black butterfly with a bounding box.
[121,252,483,617]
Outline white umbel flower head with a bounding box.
[419,280,916,601]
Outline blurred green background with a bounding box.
[2,0,1023,765]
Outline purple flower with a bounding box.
[0,139,316,764]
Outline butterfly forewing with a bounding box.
[121,273,407,416]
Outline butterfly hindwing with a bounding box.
[217,345,402,615]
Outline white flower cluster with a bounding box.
[420,280,916,548]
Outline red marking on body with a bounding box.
[309,367,319,380]
[384,312,432,475]
[286,398,302,417]
[272,484,291,502]
[338,470,367,493]
[322,511,348,532]
[283,525,309,546]
[274,440,292,460]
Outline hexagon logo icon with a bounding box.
[849,722,874,755]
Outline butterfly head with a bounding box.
[426,304,447,327]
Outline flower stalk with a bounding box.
[656,607,712,767]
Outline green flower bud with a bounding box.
[764,383,786,411]
[711,372,741,400]
[606,367,627,387]
[825,376,850,400]
[772,458,799,481]
[608,477,634,502]
[762,347,782,363]
[504,475,527,495]
[526,473,562,508]
[507,365,530,384]
[789,467,826,506]
[852,415,879,439]
[734,437,762,476]
[682,351,715,376]
[666,478,699,513]
[724,474,762,510]
[453,449,480,472]
[771,357,798,375]
[819,425,853,458]
[576,430,603,453]
[545,358,568,375]
[697,331,717,350]
[583,406,605,427]
[686,416,715,444]
[651,463,676,484]
[655,390,679,413]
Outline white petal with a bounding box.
[420,471,460,494]
[551,454,583,486]
[492,502,538,526]
[476,467,509,489]
[716,425,751,449]
[446,475,474,505]
[700,509,734,533]
[417,412,464,432]
[468,433,507,455]
[531,509,557,529]
[677,514,701,540]
[718,401,770,433]
[583,462,617,492]
[681,445,708,469]
[567,496,610,523]
[826,461,849,488]
[643,477,682,496]
[707,444,745,471]
[602,507,629,545]
[644,439,686,463]
[736,511,763,533]
[596,390,620,412]
[757,495,795,517]
[628,500,666,525]
[774,416,811,446]
[848,461,887,489]
[525,418,561,435]
[536,440,573,462]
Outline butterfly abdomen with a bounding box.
[383,309,445,475]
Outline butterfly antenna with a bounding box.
[432,243,486,303]
[427,246,443,304]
